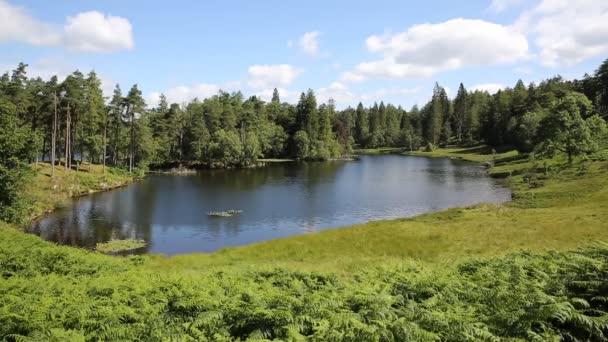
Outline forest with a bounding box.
[1,56,608,340]
[2,59,608,224]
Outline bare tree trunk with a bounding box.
[129,108,134,173]
[65,102,71,172]
[103,110,108,174]
[51,92,57,177]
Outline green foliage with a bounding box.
[2,223,608,341]
[2,58,608,174]
[95,239,147,254]
[535,92,606,163]
[293,130,311,160]
[0,99,34,224]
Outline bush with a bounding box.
[2,225,608,341]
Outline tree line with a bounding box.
[1,59,608,222]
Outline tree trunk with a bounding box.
[103,112,107,174]
[51,92,57,177]
[65,102,71,171]
[129,105,134,173]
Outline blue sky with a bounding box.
[1,0,607,108]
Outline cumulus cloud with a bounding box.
[299,31,321,56]
[487,0,527,13]
[0,0,61,45]
[288,31,323,56]
[515,0,608,66]
[247,64,301,89]
[255,88,297,103]
[147,81,241,107]
[470,83,505,94]
[0,0,133,53]
[64,11,134,52]
[342,18,529,82]
[317,82,356,104]
[316,82,421,107]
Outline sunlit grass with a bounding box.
[96,239,147,254]
[146,147,608,274]
[353,147,406,154]
[25,161,134,221]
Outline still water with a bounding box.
[30,155,511,255]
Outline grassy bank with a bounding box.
[24,162,135,222]
[353,147,406,155]
[2,147,608,340]
[152,147,608,273]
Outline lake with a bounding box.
[29,155,511,255]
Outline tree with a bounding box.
[594,58,608,115]
[293,130,310,160]
[535,92,603,163]
[426,83,448,145]
[124,85,146,172]
[108,85,125,166]
[83,71,106,167]
[453,83,468,142]
[354,103,369,147]
[0,99,33,223]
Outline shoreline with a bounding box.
[15,146,608,273]
[28,147,522,249]
[24,162,137,225]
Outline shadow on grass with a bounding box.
[451,145,494,155]
[496,154,528,165]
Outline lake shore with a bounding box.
[3,146,607,340]
[17,146,608,272]
[145,146,607,273]
[24,162,136,223]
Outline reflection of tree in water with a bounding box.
[193,161,345,192]
[27,155,509,255]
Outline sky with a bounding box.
[1,0,607,109]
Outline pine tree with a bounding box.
[124,85,146,172]
[453,83,468,143]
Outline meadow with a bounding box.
[1,147,608,340]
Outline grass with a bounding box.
[353,147,406,154]
[95,239,147,254]
[2,147,608,339]
[14,148,608,276]
[3,220,608,340]
[143,146,608,274]
[25,161,135,221]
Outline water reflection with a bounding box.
[30,155,511,255]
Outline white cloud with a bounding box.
[0,1,133,53]
[0,0,62,46]
[147,81,241,107]
[168,84,220,103]
[317,82,356,104]
[487,0,526,13]
[247,64,301,89]
[470,83,505,94]
[255,87,297,102]
[515,0,608,66]
[342,18,529,82]
[316,82,421,107]
[299,31,321,56]
[64,11,134,52]
[288,31,324,56]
